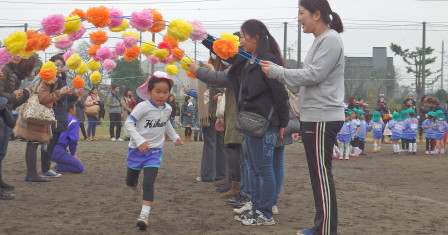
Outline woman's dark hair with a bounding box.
[184,95,190,103]
[89,87,98,95]
[404,98,413,104]
[122,88,131,98]
[17,55,37,78]
[49,53,67,80]
[67,102,75,112]
[421,95,428,103]
[427,97,440,106]
[240,19,285,66]
[167,94,176,107]
[347,97,355,105]
[147,77,173,91]
[299,0,344,33]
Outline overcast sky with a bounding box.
[0,0,447,87]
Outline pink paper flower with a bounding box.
[68,24,86,41]
[54,35,74,50]
[130,10,153,31]
[123,36,138,48]
[189,20,207,41]
[103,59,116,71]
[41,14,65,36]
[96,46,112,61]
[109,8,124,28]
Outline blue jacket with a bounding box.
[421,119,437,137]
[186,89,198,99]
[368,120,384,134]
[337,121,355,138]
[388,120,404,136]
[434,120,448,135]
[357,119,367,138]
[403,117,419,135]
[57,114,79,155]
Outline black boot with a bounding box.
[0,160,14,191]
[0,188,15,200]
[25,143,50,183]
[194,136,198,141]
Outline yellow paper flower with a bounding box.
[140,41,156,55]
[89,71,102,84]
[152,48,169,60]
[220,33,240,48]
[75,61,88,75]
[165,64,178,75]
[168,19,193,42]
[41,61,57,71]
[88,59,101,71]
[66,53,82,70]
[63,15,82,34]
[3,31,27,56]
[19,50,35,59]
[180,57,194,71]
[122,30,140,39]
[109,19,129,32]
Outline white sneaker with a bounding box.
[41,169,62,178]
[111,137,116,141]
[344,155,350,160]
[425,151,430,155]
[440,149,445,154]
[136,214,149,230]
[338,155,344,160]
[117,138,124,141]
[272,205,278,215]
[233,201,252,214]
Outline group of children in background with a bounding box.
[333,108,448,160]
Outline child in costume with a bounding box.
[388,112,404,154]
[124,71,183,230]
[335,110,355,160]
[433,110,448,154]
[349,109,361,157]
[422,111,437,154]
[368,111,384,152]
[402,108,419,154]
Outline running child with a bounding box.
[124,71,183,230]
[402,109,419,154]
[336,110,355,160]
[388,112,404,154]
[434,111,448,154]
[421,111,437,154]
[368,111,384,152]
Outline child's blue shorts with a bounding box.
[127,148,163,170]
[373,132,383,139]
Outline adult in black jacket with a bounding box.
[40,54,81,177]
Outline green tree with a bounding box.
[434,89,448,103]
[110,58,145,94]
[390,43,437,98]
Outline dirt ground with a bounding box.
[1,139,448,235]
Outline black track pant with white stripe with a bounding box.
[300,121,343,235]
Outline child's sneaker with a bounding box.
[234,209,253,222]
[242,211,275,226]
[425,151,430,155]
[332,154,338,159]
[344,155,349,160]
[338,155,344,160]
[233,201,252,214]
[440,149,445,155]
[136,214,149,230]
[297,229,314,235]
[360,151,366,155]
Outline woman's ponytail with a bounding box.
[330,11,344,33]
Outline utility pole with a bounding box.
[150,33,155,74]
[24,23,28,31]
[283,22,287,62]
[442,40,445,90]
[422,21,426,94]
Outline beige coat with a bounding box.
[14,82,61,143]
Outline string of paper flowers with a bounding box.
[0,6,260,88]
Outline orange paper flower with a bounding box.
[212,39,238,60]
[124,45,140,61]
[25,38,40,52]
[39,69,57,82]
[90,31,108,45]
[88,45,101,56]
[71,9,86,19]
[26,30,39,39]
[72,76,85,89]
[163,34,178,49]
[170,48,184,62]
[86,6,110,28]
[186,72,196,79]
[36,34,52,51]
[148,9,165,33]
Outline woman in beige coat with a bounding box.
[14,77,70,182]
[121,89,134,141]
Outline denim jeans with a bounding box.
[239,137,250,195]
[87,116,98,137]
[273,145,285,206]
[245,127,278,219]
[170,120,175,128]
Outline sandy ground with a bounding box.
[1,139,448,235]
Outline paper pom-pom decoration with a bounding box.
[71,9,86,19]
[109,8,124,28]
[72,76,85,89]
[140,41,156,55]
[165,64,178,75]
[90,71,102,84]
[3,31,27,56]
[39,69,57,82]
[170,48,184,62]
[41,61,57,71]
[96,46,112,61]
[88,45,101,56]
[122,30,140,39]
[130,10,153,31]
[75,62,88,75]
[168,19,194,42]
[110,51,119,60]
[88,59,101,71]
[25,31,40,52]
[115,40,125,55]
[148,9,165,33]
[163,34,178,48]
[152,49,169,60]
[159,55,173,64]
[0,48,12,65]
[54,35,73,50]
[186,72,196,79]
[86,6,110,28]
[26,30,39,39]
[124,45,140,62]
[220,33,240,48]
[66,53,82,70]
[180,57,194,71]
[147,56,159,64]
[189,20,207,41]
[212,39,238,60]
[41,14,65,36]
[19,50,35,59]
[63,15,82,34]
[36,34,52,51]
[123,36,138,48]
[90,31,108,45]
[63,51,75,61]
[68,24,86,41]
[109,19,129,32]
[158,41,172,51]
[103,59,116,71]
